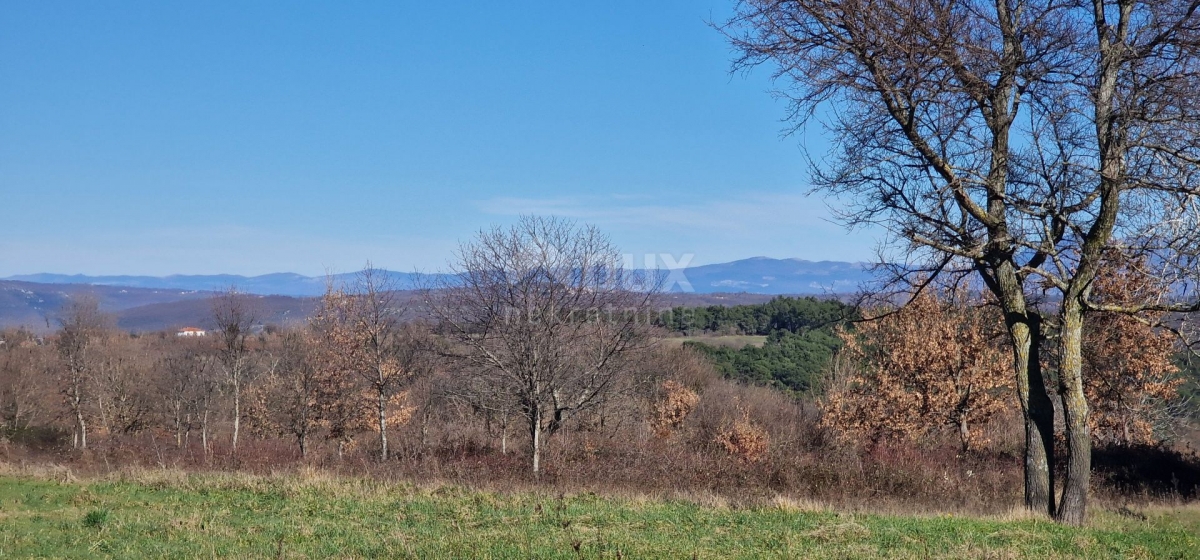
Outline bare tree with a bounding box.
[425,216,661,475]
[158,340,214,451]
[260,330,321,458]
[93,334,155,437]
[0,329,52,433]
[210,287,257,455]
[55,296,111,450]
[723,0,1200,524]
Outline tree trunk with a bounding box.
[1056,300,1091,526]
[75,407,88,450]
[298,434,307,458]
[530,407,542,476]
[231,378,240,455]
[421,408,430,447]
[990,261,1056,517]
[501,412,509,455]
[174,402,184,449]
[96,392,108,436]
[1009,314,1056,516]
[378,388,388,461]
[201,408,210,456]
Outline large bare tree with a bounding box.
[425,216,661,475]
[723,0,1200,524]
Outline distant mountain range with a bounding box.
[2,271,428,298]
[0,258,876,332]
[5,257,874,297]
[674,257,874,294]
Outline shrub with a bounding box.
[651,380,699,437]
[715,408,769,463]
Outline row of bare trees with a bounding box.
[1,217,664,476]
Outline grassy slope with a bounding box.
[0,471,1197,559]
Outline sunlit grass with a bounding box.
[0,468,1196,559]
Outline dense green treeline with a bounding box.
[656,296,855,337]
[658,297,855,394]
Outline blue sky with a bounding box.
[1,1,879,276]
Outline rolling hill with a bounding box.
[5,257,875,297]
[0,258,874,332]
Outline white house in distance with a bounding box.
[176,327,207,337]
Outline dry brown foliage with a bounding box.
[715,406,769,463]
[823,289,1013,452]
[651,380,699,437]
[361,389,415,432]
[1084,258,1185,446]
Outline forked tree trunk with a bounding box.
[1056,300,1091,526]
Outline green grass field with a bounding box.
[0,469,1197,559]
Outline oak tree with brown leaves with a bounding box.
[1083,256,1186,446]
[309,267,429,461]
[823,289,1013,453]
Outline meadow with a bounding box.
[1,467,1197,559]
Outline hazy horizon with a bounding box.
[3,254,876,279]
